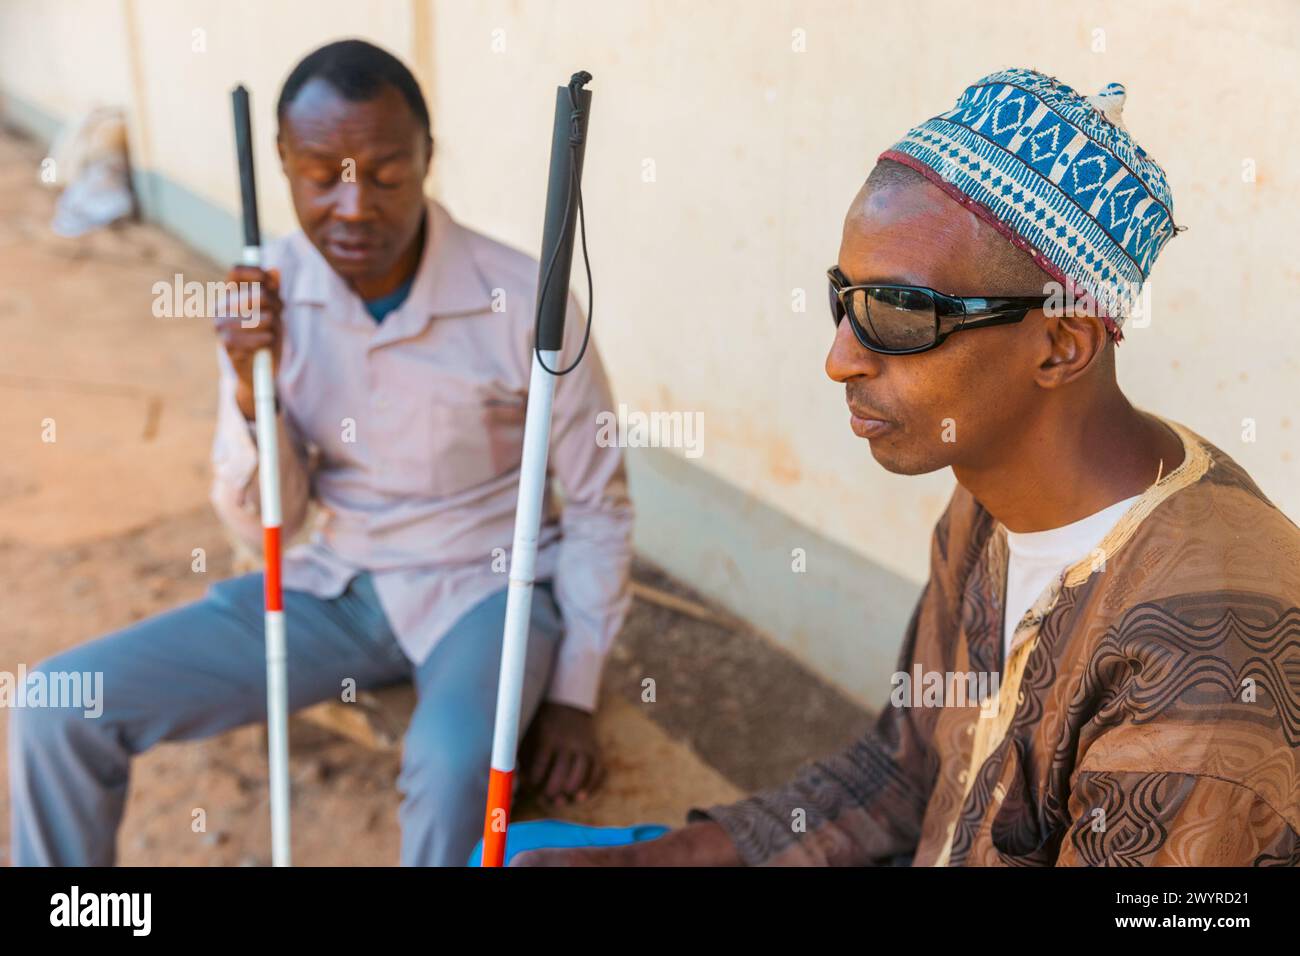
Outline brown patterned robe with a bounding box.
[692,419,1300,866]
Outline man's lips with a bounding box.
[327,237,380,261]
[847,404,897,439]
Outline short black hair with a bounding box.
[277,39,430,134]
[864,157,927,194]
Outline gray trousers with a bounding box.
[7,572,562,866]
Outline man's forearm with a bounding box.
[511,821,743,866]
[629,822,743,866]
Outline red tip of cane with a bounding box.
[481,767,514,867]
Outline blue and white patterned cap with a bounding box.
[880,68,1180,340]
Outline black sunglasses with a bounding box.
[827,266,1054,355]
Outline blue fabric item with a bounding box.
[363,275,415,324]
[467,820,671,866]
[881,68,1179,336]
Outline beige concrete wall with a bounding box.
[3,0,1297,699]
[0,0,134,121]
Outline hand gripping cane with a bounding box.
[481,72,593,867]
[231,85,291,867]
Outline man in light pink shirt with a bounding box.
[9,39,633,866]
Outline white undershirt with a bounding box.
[1002,494,1141,663]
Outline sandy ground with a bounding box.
[0,127,866,865]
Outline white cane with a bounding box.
[232,85,291,867]
[481,72,594,867]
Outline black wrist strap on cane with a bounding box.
[533,73,594,377]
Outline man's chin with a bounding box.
[323,253,385,279]
[865,436,947,476]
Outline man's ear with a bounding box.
[276,130,288,172]
[1033,310,1108,389]
[418,135,435,187]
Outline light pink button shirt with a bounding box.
[210,199,634,711]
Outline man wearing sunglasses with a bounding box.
[516,69,1299,866]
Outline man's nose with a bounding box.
[332,181,372,221]
[825,315,884,383]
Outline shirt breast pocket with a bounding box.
[985,739,1061,864]
[420,393,526,499]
